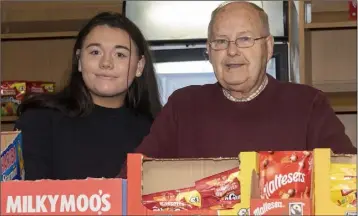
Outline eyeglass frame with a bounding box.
[209,35,269,50]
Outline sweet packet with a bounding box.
[26,81,55,94]
[142,187,201,211]
[330,163,357,208]
[195,167,241,210]
[259,151,313,199]
[1,81,26,116]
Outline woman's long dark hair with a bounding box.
[17,12,162,120]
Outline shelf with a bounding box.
[1,116,18,123]
[1,31,78,40]
[1,19,85,40]
[305,11,357,29]
[326,91,357,113]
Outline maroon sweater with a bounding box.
[119,76,356,177]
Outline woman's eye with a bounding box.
[90,50,100,55]
[116,53,127,58]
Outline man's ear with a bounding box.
[266,35,274,62]
[76,49,82,72]
[135,55,145,77]
[206,43,212,64]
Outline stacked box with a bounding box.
[1,131,24,181]
[313,148,357,216]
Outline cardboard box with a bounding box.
[1,131,24,181]
[127,152,258,216]
[313,148,357,216]
[0,178,126,215]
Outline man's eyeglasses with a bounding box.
[209,36,268,50]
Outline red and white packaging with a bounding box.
[349,0,357,20]
[195,167,241,210]
[259,151,313,199]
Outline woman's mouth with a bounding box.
[96,75,117,80]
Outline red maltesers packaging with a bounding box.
[259,151,313,199]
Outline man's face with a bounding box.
[207,4,274,94]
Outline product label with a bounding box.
[1,179,123,215]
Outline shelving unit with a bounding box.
[290,1,357,113]
[289,1,357,145]
[1,116,18,123]
[305,11,357,29]
[1,1,123,130]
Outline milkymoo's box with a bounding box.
[0,178,127,215]
[313,148,357,216]
[1,131,24,181]
[126,152,258,216]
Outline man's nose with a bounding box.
[227,41,241,56]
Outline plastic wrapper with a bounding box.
[142,187,201,211]
[195,167,241,210]
[259,151,313,199]
[330,163,357,208]
[26,81,55,94]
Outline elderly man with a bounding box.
[123,2,356,166]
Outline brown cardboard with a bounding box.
[331,153,357,164]
[1,131,18,151]
[127,153,258,215]
[142,158,239,195]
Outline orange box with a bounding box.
[127,152,258,215]
[313,148,357,215]
[1,178,124,215]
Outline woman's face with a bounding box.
[78,25,145,107]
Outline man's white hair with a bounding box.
[207,1,270,39]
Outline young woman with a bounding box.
[15,12,162,180]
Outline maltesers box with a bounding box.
[250,197,312,215]
[313,148,357,216]
[1,131,25,181]
[250,150,313,215]
[0,178,126,215]
[126,152,258,216]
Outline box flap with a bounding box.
[142,158,239,194]
[1,131,21,154]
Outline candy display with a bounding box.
[259,151,313,199]
[142,167,241,211]
[1,80,55,117]
[142,151,316,212]
[1,81,26,116]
